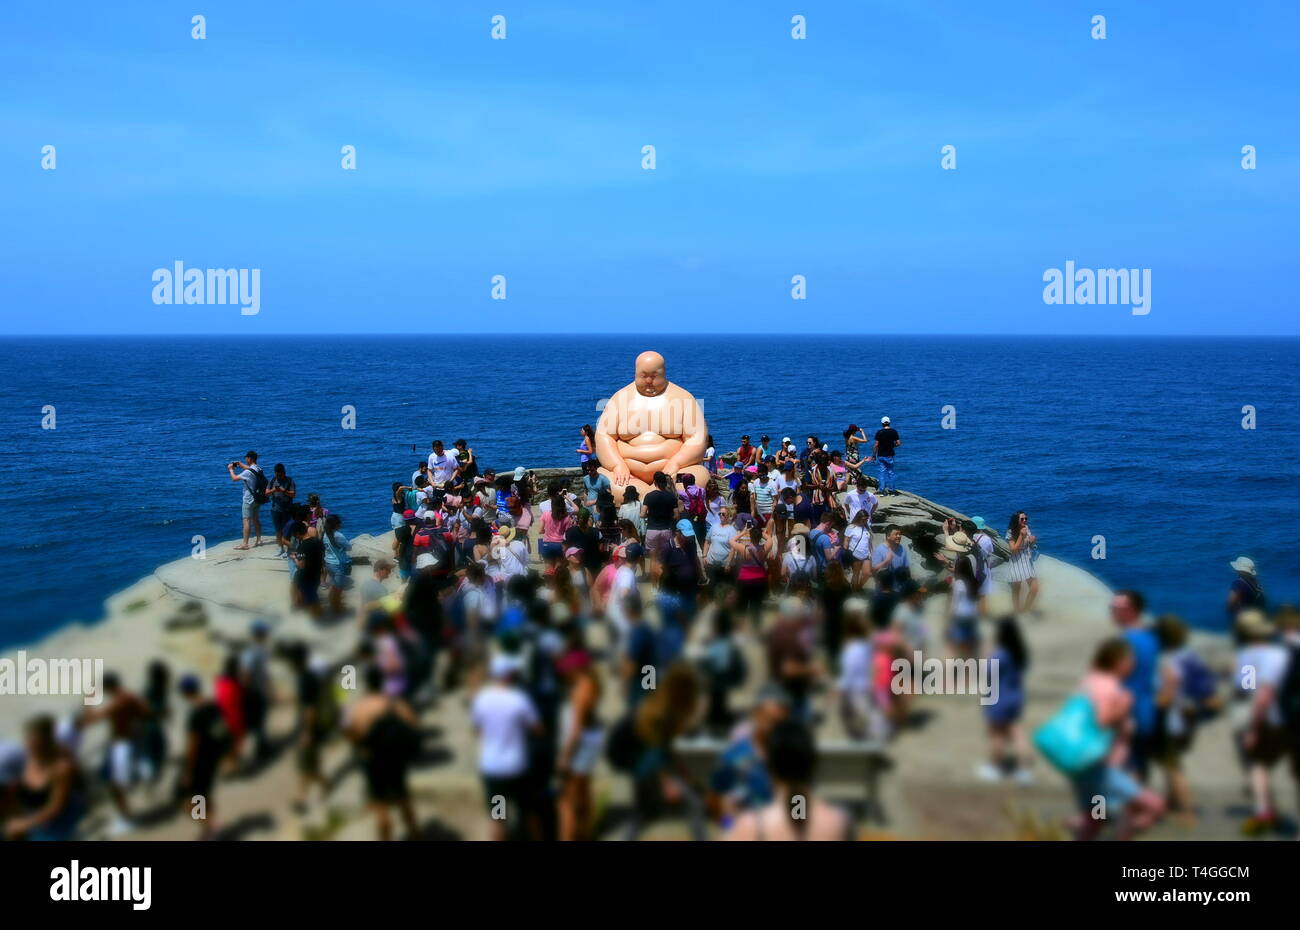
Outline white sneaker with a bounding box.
[975,763,1004,783]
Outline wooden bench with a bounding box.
[673,734,891,824]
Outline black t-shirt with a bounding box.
[564,525,604,573]
[874,428,900,457]
[661,543,700,593]
[403,572,444,642]
[296,537,325,587]
[187,701,230,775]
[644,490,678,531]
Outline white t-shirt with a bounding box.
[428,451,458,484]
[471,684,539,776]
[774,475,799,495]
[462,583,497,622]
[705,524,738,566]
[843,489,876,524]
[606,564,639,633]
[845,524,872,560]
[705,495,725,529]
[1235,644,1289,726]
[838,640,873,696]
[951,578,978,619]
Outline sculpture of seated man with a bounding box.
[595,351,711,502]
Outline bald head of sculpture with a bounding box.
[635,351,667,397]
[594,350,711,502]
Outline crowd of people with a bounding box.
[3,431,1298,843]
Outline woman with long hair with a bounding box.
[977,615,1032,784]
[5,716,84,841]
[843,424,868,469]
[725,718,851,840]
[540,488,572,566]
[556,649,603,840]
[576,424,596,464]
[730,523,770,632]
[623,661,706,841]
[1006,511,1040,613]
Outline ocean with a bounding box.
[1,335,1296,647]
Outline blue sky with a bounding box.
[1,1,1296,335]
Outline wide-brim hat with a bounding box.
[497,526,516,544]
[1235,607,1273,638]
[942,531,972,554]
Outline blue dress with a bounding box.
[984,647,1025,726]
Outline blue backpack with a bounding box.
[1178,650,1216,705]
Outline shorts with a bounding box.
[297,738,322,776]
[107,739,135,787]
[645,529,672,561]
[539,540,564,560]
[364,758,410,803]
[481,773,529,815]
[242,499,262,520]
[1070,762,1142,817]
[188,764,218,801]
[566,729,604,776]
[948,616,980,645]
[296,580,320,606]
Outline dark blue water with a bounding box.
[1,335,1296,646]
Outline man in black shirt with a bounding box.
[291,522,325,617]
[870,416,902,495]
[642,471,680,563]
[177,674,230,839]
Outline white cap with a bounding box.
[513,466,525,481]
[782,436,791,444]
[881,416,890,424]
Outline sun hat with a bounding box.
[790,522,811,536]
[513,466,526,481]
[942,531,973,554]
[496,525,516,544]
[1230,556,1257,576]
[1235,607,1272,639]
[675,518,696,537]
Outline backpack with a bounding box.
[250,466,269,506]
[1278,643,1300,733]
[685,487,706,518]
[787,553,815,588]
[605,713,643,773]
[1177,650,1216,706]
